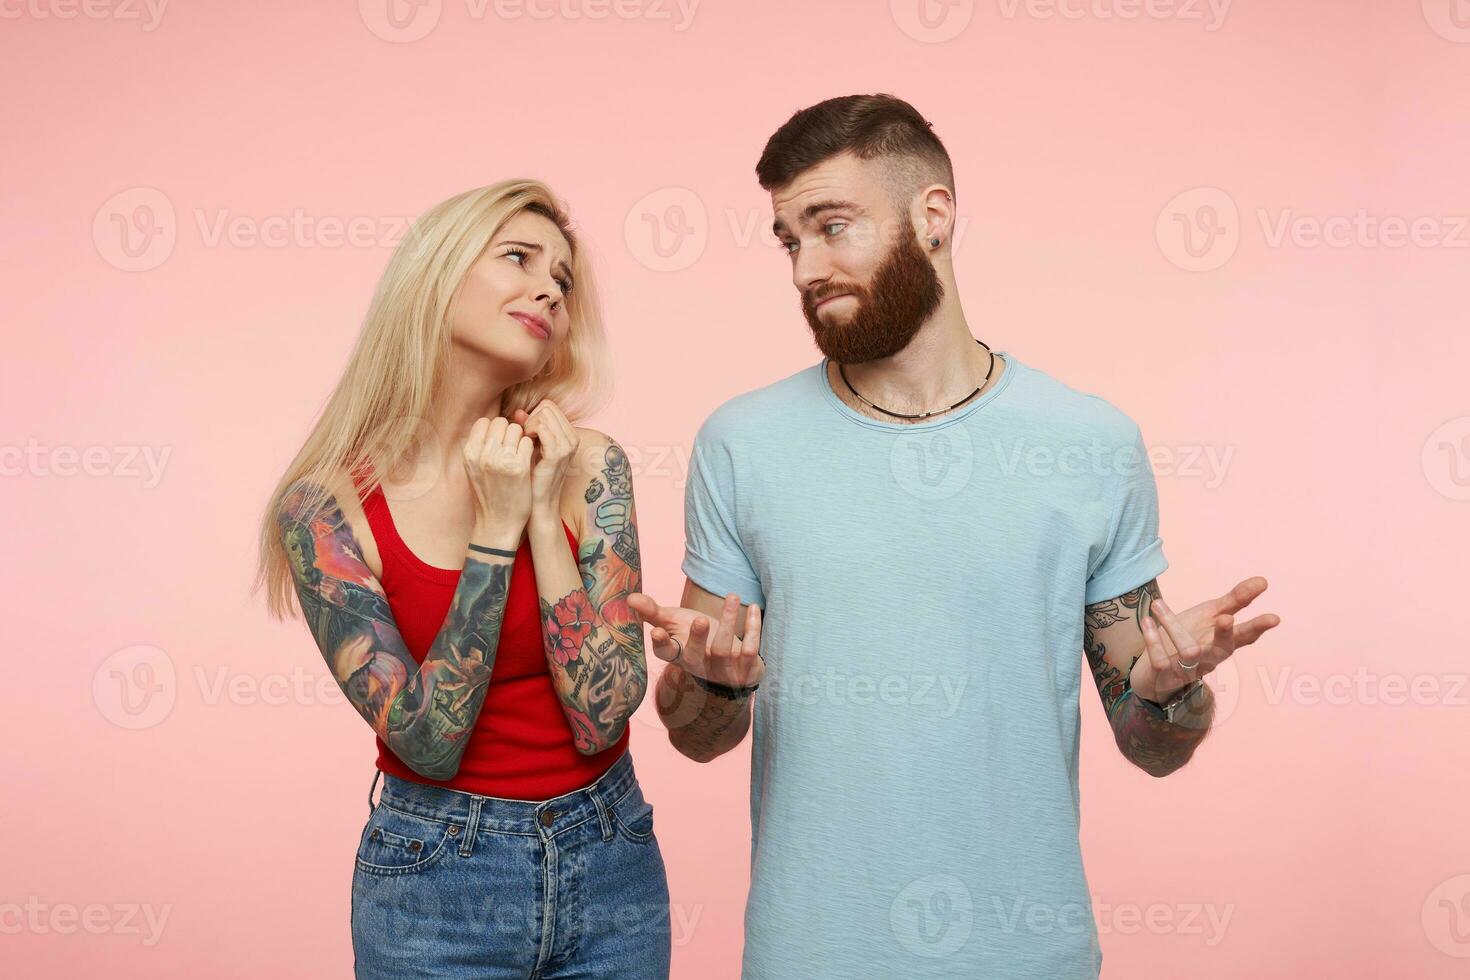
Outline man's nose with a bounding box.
[792,247,831,294]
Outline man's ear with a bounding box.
[920,185,956,248]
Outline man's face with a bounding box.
[771,152,942,365]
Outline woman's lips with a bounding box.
[510,312,550,340]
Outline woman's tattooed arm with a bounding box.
[1084,579,1214,777]
[277,482,519,780]
[528,436,649,755]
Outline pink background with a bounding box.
[3,1,1467,976]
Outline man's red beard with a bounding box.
[802,233,944,365]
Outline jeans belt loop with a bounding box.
[366,769,382,816]
[590,785,614,842]
[460,795,483,858]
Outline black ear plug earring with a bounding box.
[929,237,941,248]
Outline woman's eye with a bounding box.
[781,240,799,254]
[504,248,527,264]
[556,278,573,295]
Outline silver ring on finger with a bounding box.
[1177,657,1199,670]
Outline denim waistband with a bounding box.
[371,749,638,843]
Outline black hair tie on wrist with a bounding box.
[688,672,759,700]
[468,543,518,558]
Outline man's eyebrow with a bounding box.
[498,239,573,283]
[771,199,867,236]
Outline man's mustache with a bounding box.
[805,284,866,308]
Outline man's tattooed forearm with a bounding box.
[279,483,513,780]
[1084,579,1210,776]
[1084,580,1161,718]
[1111,684,1214,777]
[657,665,750,762]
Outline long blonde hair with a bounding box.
[255,179,611,619]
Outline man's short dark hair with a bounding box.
[755,94,956,207]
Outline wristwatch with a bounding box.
[1135,679,1205,724]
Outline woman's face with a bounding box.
[451,210,575,380]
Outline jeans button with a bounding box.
[448,825,460,837]
[540,809,555,827]
[408,840,422,852]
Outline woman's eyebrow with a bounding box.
[498,240,573,282]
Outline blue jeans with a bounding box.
[351,750,671,979]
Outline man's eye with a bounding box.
[781,240,799,254]
[823,222,846,236]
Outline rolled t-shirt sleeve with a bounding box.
[1084,422,1169,604]
[682,418,766,608]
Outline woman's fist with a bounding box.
[462,416,534,536]
[510,399,579,521]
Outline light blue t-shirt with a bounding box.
[681,349,1169,979]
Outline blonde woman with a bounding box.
[257,180,670,978]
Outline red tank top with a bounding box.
[355,478,627,799]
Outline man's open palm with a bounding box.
[1128,575,1281,701]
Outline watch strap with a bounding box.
[1139,679,1204,723]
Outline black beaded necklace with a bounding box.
[838,338,997,421]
